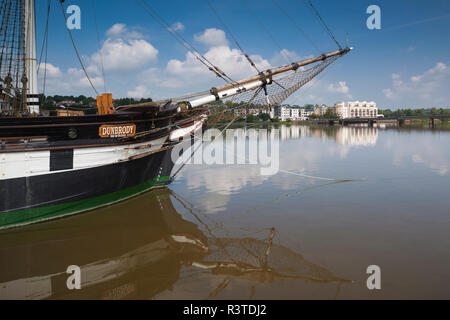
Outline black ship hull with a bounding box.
[0,107,207,229]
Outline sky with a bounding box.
[35,0,450,109]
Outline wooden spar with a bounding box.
[118,47,352,110]
[188,47,352,108]
[212,47,352,93]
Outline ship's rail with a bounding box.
[0,108,208,153]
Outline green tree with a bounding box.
[415,109,424,115]
[246,114,257,123]
[258,113,270,121]
[323,108,337,118]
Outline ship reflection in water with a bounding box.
[0,188,349,300]
[2,125,450,299]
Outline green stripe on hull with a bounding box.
[0,176,171,231]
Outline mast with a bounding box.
[24,0,39,114]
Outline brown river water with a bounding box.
[1,124,449,299]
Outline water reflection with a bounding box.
[171,125,450,299]
[385,131,450,176]
[0,188,349,300]
[335,127,378,146]
[279,125,378,146]
[2,125,449,299]
[178,125,382,204]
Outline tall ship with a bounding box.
[0,0,352,229]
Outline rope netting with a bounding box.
[171,191,351,285]
[197,236,349,283]
[226,56,339,108]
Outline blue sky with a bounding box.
[36,0,450,109]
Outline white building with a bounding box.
[313,105,329,116]
[248,108,261,115]
[290,108,300,120]
[272,106,310,121]
[273,106,292,121]
[333,101,378,119]
[302,109,313,119]
[233,107,265,117]
[234,109,247,117]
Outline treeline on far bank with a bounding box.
[38,94,450,118]
[39,94,153,114]
[379,108,450,116]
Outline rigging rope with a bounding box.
[170,88,263,183]
[239,0,292,65]
[92,0,107,93]
[0,0,27,113]
[37,0,51,76]
[170,114,240,183]
[170,189,351,288]
[270,0,321,54]
[136,0,239,86]
[42,0,51,96]
[58,0,99,96]
[227,56,339,107]
[205,0,261,74]
[302,0,342,50]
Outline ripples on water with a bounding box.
[1,125,449,299]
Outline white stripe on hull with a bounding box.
[170,117,205,142]
[73,136,168,170]
[1,151,50,180]
[0,136,168,180]
[1,116,207,181]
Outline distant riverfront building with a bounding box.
[233,107,268,117]
[333,101,378,119]
[273,106,292,121]
[313,105,330,116]
[271,105,311,121]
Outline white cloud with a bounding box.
[38,23,159,95]
[271,49,297,66]
[270,49,313,67]
[106,23,144,39]
[128,85,150,98]
[67,68,104,89]
[122,28,272,100]
[194,28,229,47]
[38,65,104,96]
[289,77,356,106]
[383,88,394,99]
[327,81,351,98]
[166,45,270,82]
[91,38,158,72]
[38,63,62,78]
[39,25,333,102]
[383,62,450,104]
[170,22,185,32]
[106,23,126,37]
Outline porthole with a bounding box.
[68,128,78,139]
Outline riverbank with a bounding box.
[210,118,450,130]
